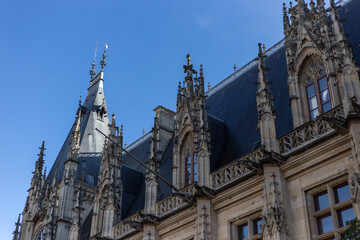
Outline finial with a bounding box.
[112,113,116,125]
[262,44,266,52]
[200,64,203,77]
[258,43,263,56]
[143,128,145,135]
[234,64,237,72]
[186,54,191,66]
[124,141,127,148]
[289,1,293,9]
[100,43,108,70]
[208,82,211,91]
[79,96,82,106]
[120,125,123,137]
[90,41,98,79]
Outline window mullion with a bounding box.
[315,79,323,114]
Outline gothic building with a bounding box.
[13,0,360,239]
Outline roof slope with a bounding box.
[116,0,360,217]
[47,73,110,185]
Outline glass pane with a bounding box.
[311,109,319,119]
[307,84,316,97]
[253,218,262,235]
[238,224,249,240]
[186,156,191,185]
[321,89,330,103]
[322,102,331,113]
[193,154,197,182]
[309,96,318,110]
[334,184,351,203]
[338,207,355,227]
[317,215,334,234]
[314,192,330,211]
[319,77,328,91]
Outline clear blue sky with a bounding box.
[0,0,331,238]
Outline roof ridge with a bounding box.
[124,131,152,152]
[206,39,285,98]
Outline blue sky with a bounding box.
[0,0,331,238]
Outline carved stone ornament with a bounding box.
[262,203,288,235]
[350,172,360,203]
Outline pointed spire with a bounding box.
[283,3,290,35]
[256,43,278,153]
[100,43,108,70]
[208,82,211,91]
[90,41,98,79]
[257,43,269,91]
[67,107,82,161]
[12,214,21,240]
[199,64,205,94]
[36,141,46,175]
[109,113,119,140]
[183,54,197,94]
[234,64,237,72]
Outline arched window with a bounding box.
[183,135,197,186]
[302,57,331,120]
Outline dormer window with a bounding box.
[302,57,331,120]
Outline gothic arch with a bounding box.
[297,54,333,120]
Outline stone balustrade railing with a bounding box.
[113,105,345,237]
[156,184,196,217]
[210,149,264,189]
[114,211,143,239]
[278,105,345,154]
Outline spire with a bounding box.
[37,141,46,175]
[12,214,21,240]
[32,141,46,188]
[256,43,278,153]
[199,64,205,94]
[233,64,237,72]
[67,107,82,161]
[109,113,119,141]
[283,3,290,34]
[329,0,347,48]
[90,41,98,79]
[257,43,269,91]
[183,54,197,94]
[144,117,160,215]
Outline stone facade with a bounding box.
[14,0,360,240]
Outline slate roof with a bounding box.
[46,0,360,234]
[47,75,110,185]
[114,0,360,220]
